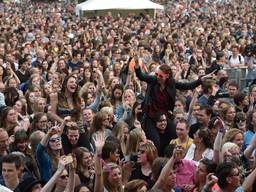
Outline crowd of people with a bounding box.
[0,0,256,191]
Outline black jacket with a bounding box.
[135,67,202,114]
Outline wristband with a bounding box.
[218,128,225,133]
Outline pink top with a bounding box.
[175,159,196,189]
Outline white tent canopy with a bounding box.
[76,0,164,16]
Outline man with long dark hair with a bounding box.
[134,56,213,149]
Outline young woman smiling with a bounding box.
[36,123,64,182]
[50,73,83,128]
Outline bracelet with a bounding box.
[218,128,225,133]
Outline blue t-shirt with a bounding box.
[243,130,254,151]
[235,186,244,192]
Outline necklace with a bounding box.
[179,136,190,150]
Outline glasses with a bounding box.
[176,117,185,121]
[38,120,48,124]
[155,72,167,79]
[158,118,167,122]
[49,137,61,143]
[60,174,69,179]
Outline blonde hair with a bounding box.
[222,128,243,146]
[220,142,240,162]
[139,142,158,166]
[112,121,129,154]
[33,97,46,112]
[100,106,114,114]
[122,89,136,105]
[79,82,95,97]
[126,128,144,155]
[103,163,122,191]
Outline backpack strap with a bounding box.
[229,55,242,64]
[238,55,241,63]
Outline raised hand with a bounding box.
[70,154,77,172]
[124,101,132,111]
[202,173,218,191]
[134,54,140,68]
[48,121,61,135]
[64,116,71,123]
[94,131,105,154]
[173,145,184,162]
[57,156,66,173]
[250,94,255,105]
[214,117,225,131]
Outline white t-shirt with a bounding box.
[0,185,13,192]
[228,54,244,66]
[184,144,214,166]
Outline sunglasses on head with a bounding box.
[103,163,119,173]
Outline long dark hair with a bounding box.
[158,64,175,86]
[60,73,82,113]
[75,147,91,172]
[198,129,213,149]
[247,109,256,132]
[0,106,18,135]
[110,84,123,105]
[91,111,108,134]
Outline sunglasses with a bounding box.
[235,119,246,123]
[155,72,167,79]
[60,174,69,179]
[49,137,61,143]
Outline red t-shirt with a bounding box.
[148,88,169,118]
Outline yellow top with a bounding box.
[170,137,194,153]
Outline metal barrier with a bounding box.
[223,67,248,90]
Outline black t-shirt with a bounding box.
[61,133,91,155]
[16,70,30,83]
[77,171,94,190]
[158,131,173,156]
[205,61,221,75]
[130,164,152,186]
